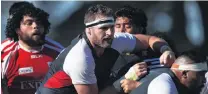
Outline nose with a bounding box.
[32,22,40,29]
[32,22,37,29]
[121,25,126,33]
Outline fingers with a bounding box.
[133,62,147,71]
[120,79,127,89]
[123,86,130,93]
[133,62,148,77]
[160,51,176,67]
[120,79,130,93]
[120,79,125,85]
[160,54,165,65]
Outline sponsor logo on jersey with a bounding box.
[19,67,33,75]
[20,80,41,89]
[31,54,43,59]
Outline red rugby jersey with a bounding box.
[1,37,63,94]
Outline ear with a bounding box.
[16,28,20,35]
[181,70,188,79]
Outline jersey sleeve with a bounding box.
[111,32,136,53]
[147,73,178,94]
[63,41,96,85]
[1,40,17,79]
[1,52,11,79]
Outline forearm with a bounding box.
[133,34,172,53]
[148,36,172,53]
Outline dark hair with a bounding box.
[115,5,148,34]
[9,1,35,15]
[5,2,50,41]
[84,4,113,24]
[177,50,207,64]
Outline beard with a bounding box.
[95,38,113,48]
[187,80,204,94]
[19,34,45,47]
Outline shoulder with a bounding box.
[148,73,178,94]
[1,39,16,52]
[113,32,135,39]
[111,32,136,53]
[63,38,95,69]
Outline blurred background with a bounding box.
[1,1,208,56]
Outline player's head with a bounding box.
[114,5,147,34]
[9,1,35,16]
[171,50,207,93]
[84,4,114,48]
[5,1,50,47]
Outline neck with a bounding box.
[171,69,181,80]
[94,46,105,57]
[18,40,42,52]
[86,32,105,57]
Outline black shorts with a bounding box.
[36,85,76,94]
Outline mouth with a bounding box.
[32,33,44,39]
[103,38,112,41]
[33,32,42,36]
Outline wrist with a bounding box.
[135,82,141,88]
[160,45,172,53]
[125,67,138,80]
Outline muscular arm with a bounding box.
[74,84,98,94]
[133,34,175,66]
[133,34,171,53]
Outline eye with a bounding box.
[115,24,120,28]
[22,20,33,26]
[100,27,109,31]
[125,24,132,28]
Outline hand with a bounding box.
[125,62,147,80]
[132,62,148,78]
[159,51,176,67]
[120,79,141,93]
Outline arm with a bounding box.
[133,34,175,66]
[63,48,98,94]
[120,79,141,93]
[133,34,171,53]
[74,84,98,94]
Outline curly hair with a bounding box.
[5,2,50,41]
[9,1,35,16]
[115,5,148,34]
[84,4,113,24]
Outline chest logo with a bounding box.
[31,55,43,59]
[19,67,33,75]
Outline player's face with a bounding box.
[17,16,45,47]
[90,16,115,48]
[185,71,206,93]
[114,17,134,34]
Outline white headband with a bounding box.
[172,62,208,71]
[85,17,114,28]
